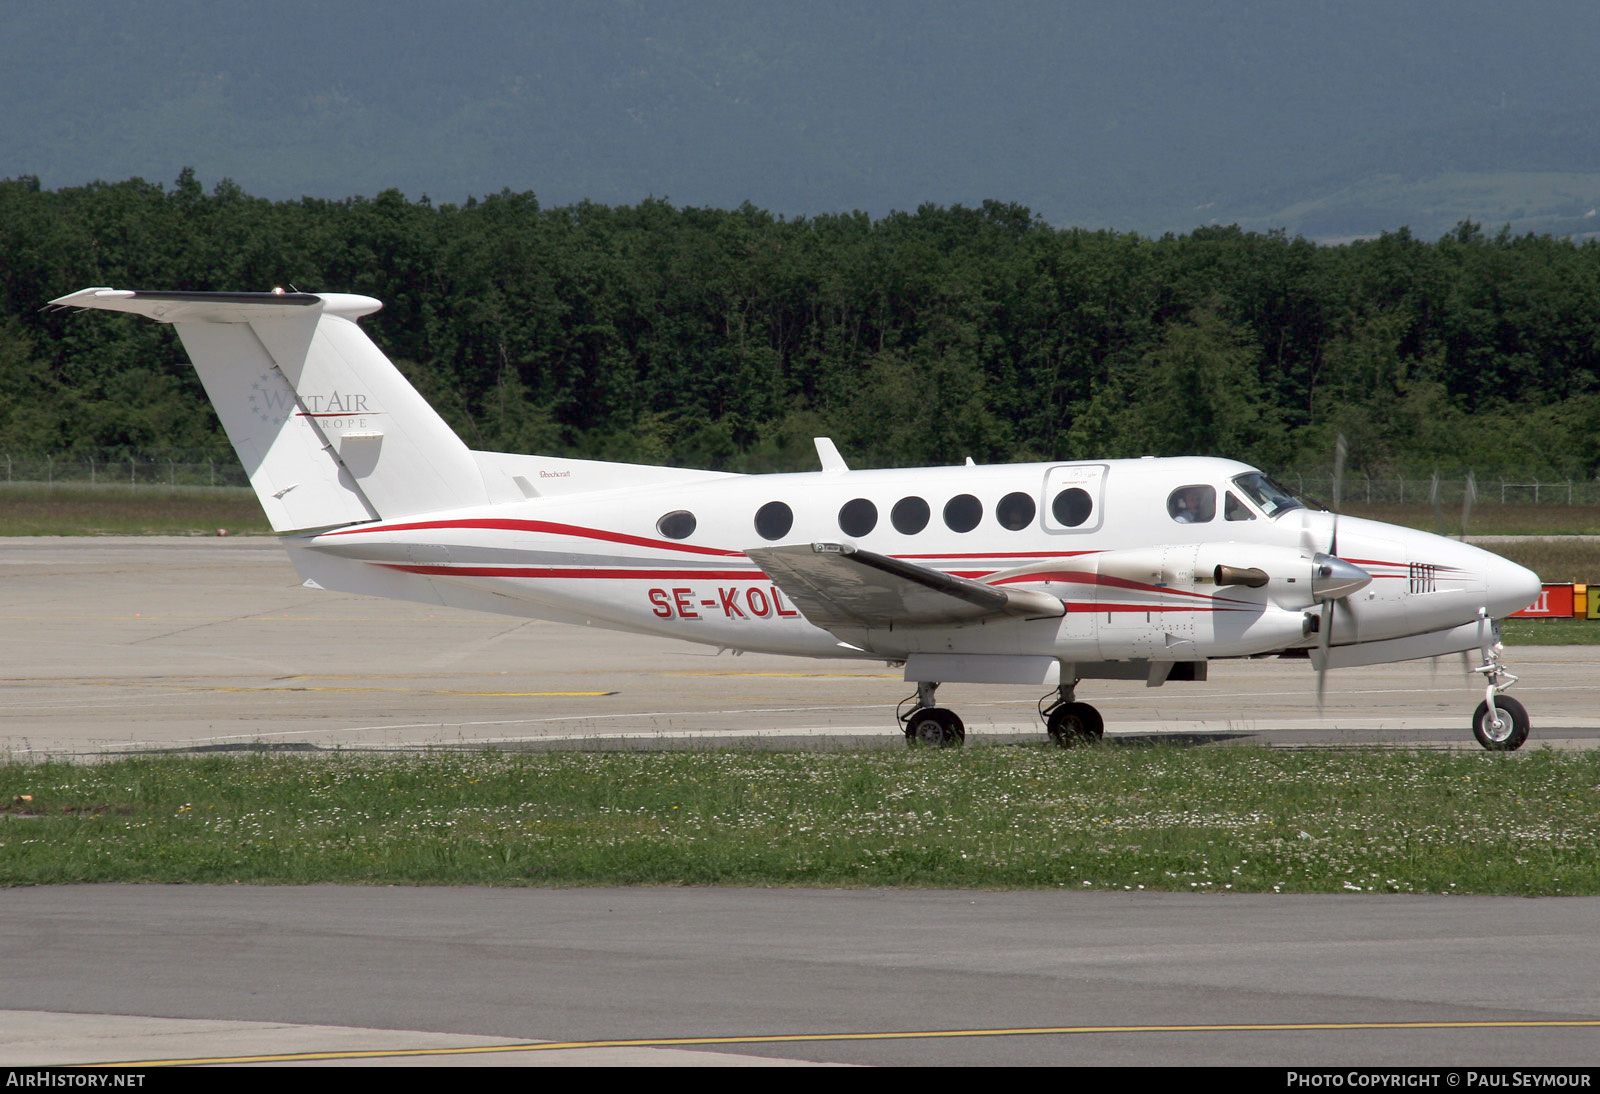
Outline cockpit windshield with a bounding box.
[1231,472,1309,519]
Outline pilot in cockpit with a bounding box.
[1168,485,1216,524]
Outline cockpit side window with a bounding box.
[1224,491,1255,521]
[1231,472,1307,518]
[1167,485,1215,524]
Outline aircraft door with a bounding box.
[1041,464,1107,535]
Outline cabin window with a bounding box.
[838,498,878,537]
[891,496,930,534]
[943,494,983,533]
[1167,485,1215,524]
[1051,487,1093,528]
[754,501,793,540]
[996,491,1036,530]
[1224,491,1255,521]
[657,510,697,539]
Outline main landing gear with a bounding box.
[897,681,1105,748]
[899,682,966,747]
[1041,682,1103,747]
[1470,610,1529,751]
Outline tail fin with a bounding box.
[50,288,490,532]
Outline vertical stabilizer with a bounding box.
[49,289,490,531]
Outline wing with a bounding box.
[746,542,1064,630]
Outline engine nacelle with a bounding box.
[1192,542,1370,611]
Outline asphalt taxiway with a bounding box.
[3,537,1597,758]
[5,887,1600,1067]
[3,537,1598,1067]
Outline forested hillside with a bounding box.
[3,172,1598,479]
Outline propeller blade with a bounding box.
[1329,433,1347,556]
[1316,599,1333,711]
[1461,470,1476,541]
[1430,470,1446,536]
[1316,433,1350,713]
[1331,434,1347,513]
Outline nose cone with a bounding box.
[1484,552,1543,619]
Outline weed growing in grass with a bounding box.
[4,748,1598,893]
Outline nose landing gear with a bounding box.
[1470,609,1529,751]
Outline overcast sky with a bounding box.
[5,1,1600,235]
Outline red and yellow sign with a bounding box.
[1511,583,1576,618]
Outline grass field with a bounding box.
[1341,502,1600,537]
[1502,618,1600,645]
[3,748,1598,894]
[1474,537,1599,583]
[0,484,270,536]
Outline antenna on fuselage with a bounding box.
[814,437,849,474]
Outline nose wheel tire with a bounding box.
[1472,695,1529,751]
[904,707,965,747]
[1047,702,1104,747]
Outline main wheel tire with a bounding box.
[904,707,966,747]
[1472,695,1529,751]
[1047,702,1104,747]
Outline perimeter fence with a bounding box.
[1273,472,1600,507]
[0,451,249,490]
[1,451,1598,506]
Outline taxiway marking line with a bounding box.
[91,1018,1600,1066]
[0,679,615,698]
[668,671,900,679]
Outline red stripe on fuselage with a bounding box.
[382,564,763,580]
[319,518,746,557]
[1344,557,1466,574]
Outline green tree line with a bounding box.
[4,170,1599,479]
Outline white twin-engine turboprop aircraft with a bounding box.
[52,287,1544,750]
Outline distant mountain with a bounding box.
[5,0,1600,238]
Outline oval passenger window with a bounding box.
[891,496,930,534]
[1052,488,1093,527]
[656,510,697,540]
[943,494,983,533]
[996,491,1036,530]
[754,501,793,541]
[838,498,878,537]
